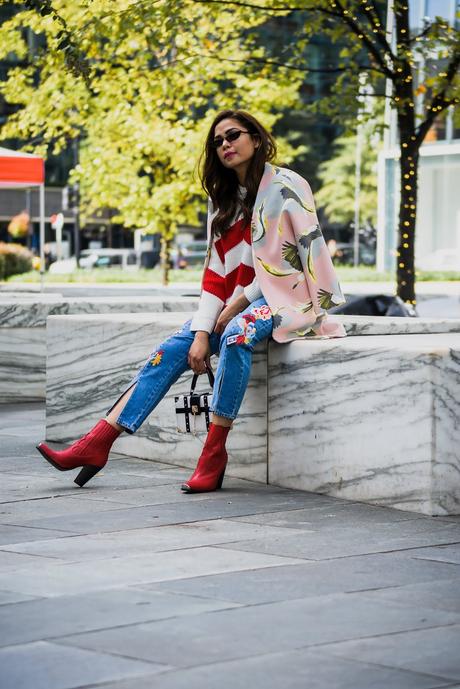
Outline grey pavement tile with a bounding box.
[66,478,292,507]
[0,640,167,689]
[320,625,460,681]
[0,549,66,573]
[0,589,42,605]
[147,551,460,605]
[216,519,460,560]
[0,519,299,562]
[0,524,75,547]
[63,483,224,508]
[56,594,460,669]
[0,456,52,474]
[0,495,138,521]
[7,489,323,536]
[410,544,460,565]
[0,471,85,502]
[80,647,453,689]
[0,588,241,647]
[105,454,184,471]
[231,502,425,529]
[0,546,304,596]
[0,435,45,457]
[347,577,460,613]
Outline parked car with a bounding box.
[170,240,208,269]
[79,249,139,270]
[330,242,376,266]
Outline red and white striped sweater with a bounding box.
[190,214,262,333]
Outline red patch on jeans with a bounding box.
[242,314,256,324]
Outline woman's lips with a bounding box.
[224,151,236,160]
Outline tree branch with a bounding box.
[359,0,396,62]
[332,0,395,80]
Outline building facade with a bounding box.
[377,0,460,272]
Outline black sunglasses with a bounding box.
[211,129,250,149]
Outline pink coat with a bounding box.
[250,163,347,342]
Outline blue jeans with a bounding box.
[114,297,273,433]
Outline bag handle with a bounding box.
[190,363,215,394]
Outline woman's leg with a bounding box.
[37,319,199,485]
[211,297,273,421]
[106,387,135,431]
[182,298,273,493]
[114,319,199,434]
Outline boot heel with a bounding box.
[74,465,102,487]
[217,468,226,490]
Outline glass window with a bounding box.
[426,0,455,22]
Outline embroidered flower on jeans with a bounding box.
[234,317,257,345]
[150,349,164,366]
[251,304,272,321]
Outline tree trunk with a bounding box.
[396,130,419,307]
[161,235,172,287]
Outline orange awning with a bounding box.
[0,146,44,186]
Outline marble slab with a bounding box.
[2,294,459,333]
[268,333,460,516]
[0,296,198,328]
[0,298,198,402]
[337,314,460,336]
[45,313,268,483]
[0,328,46,402]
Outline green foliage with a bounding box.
[0,242,34,280]
[8,265,460,284]
[0,0,299,246]
[316,125,381,225]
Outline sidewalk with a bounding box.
[1,403,459,689]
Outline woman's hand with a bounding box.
[188,332,211,374]
[214,294,250,334]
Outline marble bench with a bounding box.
[44,312,460,515]
[268,332,460,516]
[0,296,198,402]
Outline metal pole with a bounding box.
[72,137,80,267]
[353,120,363,267]
[25,188,32,250]
[39,183,45,292]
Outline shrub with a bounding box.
[0,242,34,280]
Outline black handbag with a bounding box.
[175,365,214,435]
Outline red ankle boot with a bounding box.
[36,420,121,487]
[181,423,231,493]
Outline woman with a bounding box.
[36,109,346,493]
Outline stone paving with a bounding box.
[0,403,459,689]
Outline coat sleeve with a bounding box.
[289,174,346,313]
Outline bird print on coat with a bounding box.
[249,163,347,342]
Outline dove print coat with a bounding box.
[204,163,347,343]
[250,163,346,342]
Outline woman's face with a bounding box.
[213,117,259,183]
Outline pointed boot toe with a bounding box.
[36,420,120,487]
[181,423,230,494]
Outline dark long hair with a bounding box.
[200,110,277,237]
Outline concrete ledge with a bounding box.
[44,311,460,514]
[0,297,198,402]
[268,333,460,516]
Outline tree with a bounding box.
[191,0,460,306]
[3,1,459,302]
[0,0,300,283]
[315,128,381,228]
